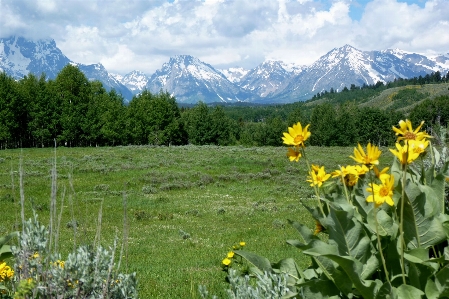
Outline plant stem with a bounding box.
[399,162,407,285]
[374,206,390,284]
[340,166,351,204]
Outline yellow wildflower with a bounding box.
[222,258,231,266]
[286,147,301,162]
[282,122,311,147]
[0,262,14,282]
[307,165,331,187]
[392,119,431,142]
[366,174,395,207]
[332,165,360,187]
[389,141,428,165]
[313,220,324,235]
[227,252,234,258]
[239,242,246,247]
[32,252,39,259]
[373,166,390,180]
[350,143,381,166]
[354,165,369,176]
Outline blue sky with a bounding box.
[349,0,426,20]
[1,0,447,75]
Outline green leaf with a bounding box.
[0,244,13,260]
[396,284,425,298]
[408,261,437,292]
[435,265,449,297]
[375,281,396,299]
[403,180,447,249]
[353,181,373,220]
[233,250,272,275]
[361,254,380,280]
[296,278,341,299]
[367,208,398,237]
[0,231,18,247]
[323,204,371,263]
[287,220,319,244]
[317,254,380,299]
[293,239,352,295]
[404,248,429,263]
[425,278,439,299]
[272,258,304,283]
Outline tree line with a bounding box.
[1,65,448,149]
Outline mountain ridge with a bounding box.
[1,36,448,103]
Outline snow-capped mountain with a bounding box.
[219,67,249,83]
[0,36,132,100]
[270,44,449,102]
[0,36,71,79]
[1,36,448,104]
[238,60,294,97]
[111,70,150,95]
[146,55,256,103]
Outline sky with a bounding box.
[1,0,448,75]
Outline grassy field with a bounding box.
[0,145,393,298]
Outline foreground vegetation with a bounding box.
[1,145,387,297]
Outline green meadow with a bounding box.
[0,145,393,298]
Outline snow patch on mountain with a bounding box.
[219,67,249,83]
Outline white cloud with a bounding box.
[1,0,447,75]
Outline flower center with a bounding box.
[294,135,304,143]
[379,186,389,197]
[404,131,416,140]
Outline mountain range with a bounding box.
[1,36,448,104]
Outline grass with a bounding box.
[0,145,393,298]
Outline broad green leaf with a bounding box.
[367,208,398,238]
[435,266,449,297]
[323,205,371,263]
[293,238,353,295]
[296,278,341,299]
[408,261,436,292]
[353,179,373,220]
[272,258,304,283]
[314,254,380,299]
[287,219,319,244]
[233,250,272,275]
[361,254,380,280]
[396,284,425,299]
[404,248,429,263]
[0,231,18,247]
[418,173,445,215]
[375,281,396,299]
[0,244,13,260]
[426,278,439,299]
[303,269,318,280]
[403,180,447,249]
[385,238,403,279]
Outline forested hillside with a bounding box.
[1,66,448,149]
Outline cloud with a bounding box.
[1,0,447,75]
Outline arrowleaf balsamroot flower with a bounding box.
[389,140,429,165]
[350,143,381,166]
[287,147,301,162]
[373,166,390,180]
[392,119,431,142]
[366,174,395,207]
[331,165,365,187]
[307,165,331,187]
[282,122,311,147]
